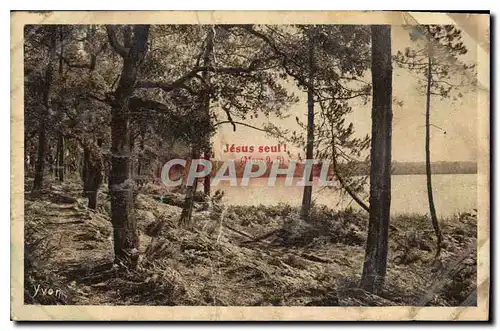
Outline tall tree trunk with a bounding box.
[202,28,214,197]
[109,108,137,264]
[56,132,64,182]
[106,25,149,268]
[33,27,57,191]
[360,25,393,294]
[425,44,443,258]
[33,121,47,191]
[179,146,201,226]
[300,33,315,219]
[179,27,214,225]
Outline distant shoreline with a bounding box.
[388,161,476,176]
[206,160,477,177]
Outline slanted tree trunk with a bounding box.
[331,136,370,213]
[425,42,443,258]
[106,25,149,268]
[300,33,315,219]
[33,27,57,191]
[360,25,393,294]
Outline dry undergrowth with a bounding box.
[24,179,477,306]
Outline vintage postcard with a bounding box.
[11,11,490,321]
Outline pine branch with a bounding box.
[214,121,269,133]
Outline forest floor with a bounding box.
[24,176,477,306]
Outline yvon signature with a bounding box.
[31,284,67,301]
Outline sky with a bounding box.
[213,24,479,164]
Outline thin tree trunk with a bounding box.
[300,32,315,219]
[202,28,214,197]
[129,133,135,179]
[51,147,58,178]
[203,150,211,196]
[360,25,393,294]
[33,121,47,191]
[179,146,201,227]
[33,28,57,191]
[83,140,103,210]
[425,44,443,258]
[56,132,64,182]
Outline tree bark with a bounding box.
[300,32,315,219]
[106,25,149,268]
[360,25,393,294]
[425,43,443,258]
[33,27,57,191]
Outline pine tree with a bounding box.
[394,24,475,258]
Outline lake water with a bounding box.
[213,174,477,217]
